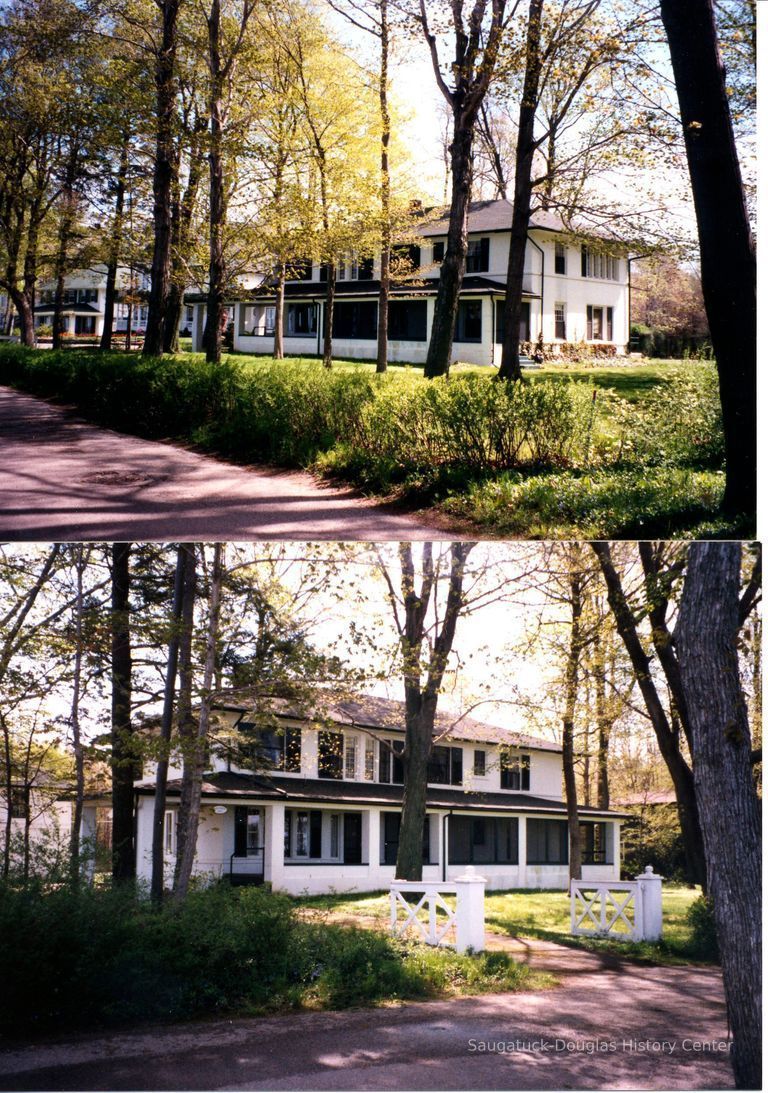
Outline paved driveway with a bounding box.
[0,961,732,1091]
[0,386,441,541]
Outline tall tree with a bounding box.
[675,542,761,1090]
[659,0,755,518]
[110,543,134,882]
[419,0,508,377]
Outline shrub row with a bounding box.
[0,881,534,1036]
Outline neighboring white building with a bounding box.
[188,201,630,366]
[85,691,626,896]
[34,267,153,339]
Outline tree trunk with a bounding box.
[101,135,129,353]
[659,0,756,518]
[396,699,435,879]
[498,0,543,381]
[9,285,35,347]
[143,0,181,358]
[173,543,224,901]
[150,545,193,904]
[376,0,391,375]
[322,262,336,368]
[110,543,134,882]
[562,566,583,880]
[205,0,227,366]
[68,545,86,885]
[273,265,285,359]
[165,118,206,353]
[423,123,473,377]
[591,542,708,888]
[676,542,761,1090]
[1,713,13,879]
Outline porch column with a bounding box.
[517,816,527,886]
[80,805,98,883]
[264,801,285,891]
[367,806,381,877]
[612,820,622,879]
[192,304,205,353]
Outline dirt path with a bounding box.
[0,386,442,541]
[0,952,731,1091]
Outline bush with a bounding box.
[686,896,719,959]
[622,365,724,469]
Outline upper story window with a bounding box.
[432,241,445,264]
[500,752,530,791]
[465,237,490,273]
[581,245,620,281]
[392,244,421,275]
[427,744,463,786]
[473,749,486,776]
[9,785,29,819]
[287,258,313,281]
[318,730,344,779]
[555,241,567,275]
[378,738,404,784]
[238,723,302,773]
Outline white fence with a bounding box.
[571,867,663,943]
[390,867,486,953]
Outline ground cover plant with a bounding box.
[296,885,713,967]
[0,880,547,1039]
[0,346,738,538]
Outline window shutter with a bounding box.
[451,747,463,786]
[309,811,322,857]
[607,307,614,341]
[379,740,391,783]
[319,264,328,282]
[581,245,588,277]
[586,305,593,340]
[422,817,431,863]
[409,244,421,269]
[432,241,444,263]
[478,237,490,271]
[234,806,248,856]
[522,755,530,790]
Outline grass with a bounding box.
[294,885,712,968]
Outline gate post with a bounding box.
[635,865,663,941]
[455,866,486,953]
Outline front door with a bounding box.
[233,806,264,880]
[343,812,362,864]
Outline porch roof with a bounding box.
[243,275,514,302]
[140,771,628,819]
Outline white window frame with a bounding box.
[344,735,358,780]
[164,809,176,855]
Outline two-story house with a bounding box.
[187,200,629,367]
[86,691,626,896]
[34,267,153,338]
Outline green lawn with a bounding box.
[294,885,713,967]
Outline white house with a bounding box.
[90,691,626,896]
[188,201,629,366]
[34,267,153,339]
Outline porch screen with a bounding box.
[526,818,568,864]
[494,302,530,344]
[333,301,378,340]
[448,816,518,864]
[382,813,431,865]
[580,821,611,864]
[387,300,427,341]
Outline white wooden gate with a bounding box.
[390,882,457,946]
[570,880,643,940]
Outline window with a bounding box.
[495,301,530,343]
[554,302,566,340]
[185,305,194,323]
[555,242,566,275]
[378,738,404,784]
[347,256,374,281]
[333,301,377,340]
[364,738,375,781]
[388,300,427,341]
[330,814,340,858]
[288,258,313,281]
[392,244,421,273]
[234,806,263,857]
[465,237,490,273]
[606,306,613,341]
[432,241,445,263]
[381,812,431,865]
[238,723,301,772]
[344,736,358,780]
[75,316,96,335]
[448,816,518,864]
[286,303,317,336]
[581,246,620,280]
[9,786,28,820]
[527,818,568,864]
[580,821,611,864]
[288,809,322,858]
[318,730,344,779]
[586,305,606,341]
[242,305,275,336]
[77,288,97,303]
[246,809,261,854]
[500,753,530,791]
[164,809,176,855]
[427,745,463,786]
[454,300,482,343]
[473,750,486,776]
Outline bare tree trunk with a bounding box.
[376,0,391,375]
[205,0,226,366]
[101,135,130,352]
[68,545,87,885]
[676,542,761,1090]
[660,0,755,519]
[322,262,336,369]
[143,0,181,357]
[111,543,135,883]
[498,0,543,381]
[273,264,285,359]
[562,562,583,880]
[173,544,224,901]
[150,545,194,904]
[172,546,198,892]
[1,713,13,879]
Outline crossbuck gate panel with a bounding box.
[571,881,643,941]
[390,883,457,946]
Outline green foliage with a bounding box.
[0,881,539,1037]
[620,805,689,882]
[685,896,719,960]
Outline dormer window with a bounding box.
[465,238,490,273]
[500,753,530,790]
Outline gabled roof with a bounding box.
[419,200,568,238]
[212,688,561,754]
